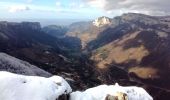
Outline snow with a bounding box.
[70,83,153,100]
[93,17,111,27]
[0,71,153,100]
[0,71,72,100]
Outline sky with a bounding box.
[0,0,170,20]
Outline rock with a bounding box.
[93,16,111,27]
[105,92,128,100]
[0,53,51,77]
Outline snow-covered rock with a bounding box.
[70,83,153,100]
[0,53,51,77]
[0,71,72,100]
[93,16,111,27]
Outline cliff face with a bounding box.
[42,25,68,38]
[21,22,41,30]
[0,21,41,31]
[0,53,51,77]
[93,16,111,27]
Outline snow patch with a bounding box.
[93,16,111,27]
[0,71,72,100]
[70,83,153,100]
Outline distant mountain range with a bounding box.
[0,13,170,99]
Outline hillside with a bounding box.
[42,25,68,38]
[66,13,170,99]
[0,21,98,90]
[88,13,170,90]
[0,21,81,71]
[0,52,51,77]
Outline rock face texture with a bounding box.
[42,25,68,38]
[93,16,111,27]
[0,53,51,77]
[105,92,128,100]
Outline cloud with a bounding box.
[8,5,30,13]
[86,0,106,9]
[56,1,61,7]
[84,0,170,15]
[26,0,33,3]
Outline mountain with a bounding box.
[0,21,97,90]
[66,13,170,99]
[93,16,112,27]
[0,21,82,71]
[87,13,166,50]
[0,21,81,52]
[1,13,170,99]
[86,13,170,92]
[66,17,111,49]
[42,25,68,38]
[66,21,109,49]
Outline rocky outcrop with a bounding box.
[0,53,51,77]
[21,22,41,30]
[105,92,128,100]
[93,16,111,27]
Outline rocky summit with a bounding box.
[93,16,112,27]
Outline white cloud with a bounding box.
[56,1,61,7]
[69,2,76,8]
[79,4,85,8]
[8,5,30,13]
[86,0,106,9]
[68,2,87,9]
[26,0,33,3]
[84,0,170,15]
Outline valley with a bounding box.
[0,13,170,99]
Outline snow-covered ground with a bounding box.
[70,83,153,100]
[0,71,153,100]
[0,71,72,100]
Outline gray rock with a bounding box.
[0,52,51,77]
